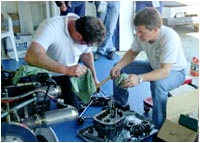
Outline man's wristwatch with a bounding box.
[138,75,143,83]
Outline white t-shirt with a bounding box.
[131,25,187,71]
[33,13,91,67]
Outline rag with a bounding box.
[115,73,129,87]
[12,65,52,84]
[70,69,96,104]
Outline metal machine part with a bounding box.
[1,73,79,142]
[1,122,59,142]
[34,127,59,142]
[1,83,62,121]
[78,107,125,142]
[77,99,95,124]
[78,111,157,142]
[77,95,111,124]
[1,122,37,142]
[1,85,61,102]
[94,108,125,141]
[22,105,78,129]
[35,85,61,98]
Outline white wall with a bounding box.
[120,1,135,51]
[1,1,18,13]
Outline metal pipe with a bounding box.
[1,86,61,102]
[1,89,45,101]
[5,89,10,122]
[22,106,78,129]
[2,82,42,89]
[1,97,37,119]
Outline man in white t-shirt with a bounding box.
[25,13,106,109]
[110,8,187,129]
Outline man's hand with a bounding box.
[60,3,67,12]
[66,64,87,77]
[110,66,121,79]
[93,78,99,86]
[120,74,139,88]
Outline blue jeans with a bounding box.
[95,1,120,54]
[135,1,163,13]
[61,1,85,16]
[113,61,186,129]
[113,19,119,51]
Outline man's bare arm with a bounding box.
[81,52,99,84]
[142,63,173,81]
[25,42,87,77]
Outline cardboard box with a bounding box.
[157,89,199,142]
[169,84,196,96]
[8,13,21,33]
[1,13,20,33]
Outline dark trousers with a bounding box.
[52,75,79,109]
[60,1,85,16]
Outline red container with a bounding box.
[190,57,199,76]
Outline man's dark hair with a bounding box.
[134,7,163,30]
[75,16,106,46]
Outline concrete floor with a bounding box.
[117,24,199,86]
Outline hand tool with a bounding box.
[77,97,99,124]
[77,76,112,124]
[96,76,111,89]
